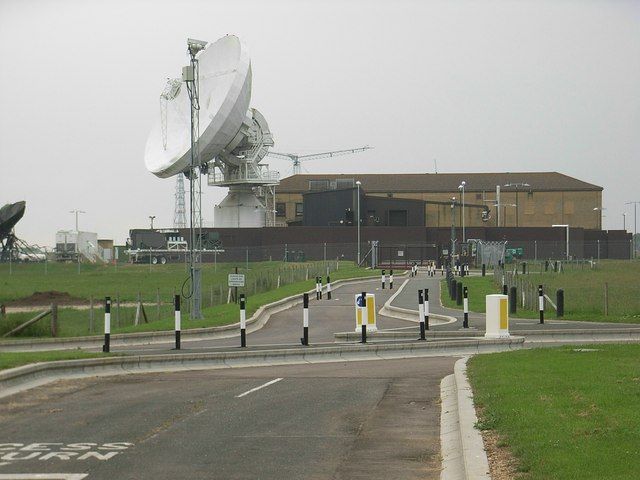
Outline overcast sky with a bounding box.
[1,0,638,246]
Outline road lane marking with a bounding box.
[236,378,283,398]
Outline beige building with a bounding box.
[275,172,603,229]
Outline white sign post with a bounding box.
[228,273,245,287]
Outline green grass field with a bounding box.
[468,345,640,479]
[0,350,120,370]
[0,261,376,338]
[441,260,640,323]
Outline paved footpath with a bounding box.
[0,357,456,480]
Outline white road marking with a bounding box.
[236,378,283,398]
[0,475,88,479]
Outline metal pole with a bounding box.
[356,182,361,265]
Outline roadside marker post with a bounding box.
[482,264,486,276]
[240,294,247,348]
[418,290,425,340]
[463,287,469,328]
[502,283,508,296]
[424,288,430,330]
[360,292,367,343]
[389,270,394,289]
[174,294,181,350]
[381,269,386,289]
[557,289,564,317]
[509,286,517,314]
[301,293,309,346]
[538,284,544,324]
[103,297,111,353]
[318,276,322,300]
[326,276,332,300]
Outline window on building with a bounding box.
[544,202,555,215]
[309,180,330,191]
[295,203,304,216]
[275,203,286,217]
[524,201,535,215]
[564,201,575,215]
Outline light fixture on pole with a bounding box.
[69,210,85,232]
[356,181,361,265]
[592,207,605,230]
[503,182,530,227]
[458,181,466,242]
[552,224,570,260]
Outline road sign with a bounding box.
[228,273,245,287]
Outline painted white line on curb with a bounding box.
[236,377,283,398]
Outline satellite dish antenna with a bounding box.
[145,35,278,228]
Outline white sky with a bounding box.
[1,0,638,246]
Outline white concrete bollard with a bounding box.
[485,294,509,338]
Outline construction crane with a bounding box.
[267,146,373,175]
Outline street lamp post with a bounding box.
[592,207,605,230]
[503,183,530,227]
[623,212,626,231]
[552,224,570,260]
[626,201,639,259]
[69,209,85,231]
[458,181,466,242]
[356,181,362,265]
[450,197,456,261]
[149,215,156,229]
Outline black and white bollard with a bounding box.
[315,277,320,300]
[381,269,386,289]
[462,287,469,328]
[424,288,430,331]
[174,294,181,350]
[103,296,111,353]
[361,291,367,343]
[418,290,426,340]
[389,270,394,289]
[318,276,322,300]
[538,284,544,324]
[326,276,332,300]
[482,263,486,277]
[240,294,247,348]
[301,293,309,345]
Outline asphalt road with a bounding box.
[107,278,411,355]
[0,357,456,479]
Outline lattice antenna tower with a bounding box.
[173,174,187,228]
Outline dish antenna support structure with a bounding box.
[145,35,279,318]
[268,146,372,175]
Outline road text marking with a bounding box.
[236,378,283,398]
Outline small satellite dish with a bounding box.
[145,35,278,228]
[0,201,26,238]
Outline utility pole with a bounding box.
[356,181,362,265]
[451,197,456,260]
[626,201,639,259]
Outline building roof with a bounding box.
[277,172,602,193]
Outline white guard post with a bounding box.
[485,294,509,338]
[354,293,377,332]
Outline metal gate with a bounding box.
[378,243,439,268]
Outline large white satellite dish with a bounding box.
[145,35,278,228]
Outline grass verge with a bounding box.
[1,265,377,338]
[0,351,120,371]
[441,260,640,323]
[468,345,640,479]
